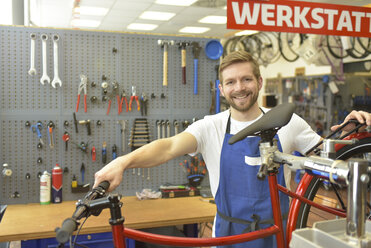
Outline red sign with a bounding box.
[227,0,371,37]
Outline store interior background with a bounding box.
[2,0,371,103]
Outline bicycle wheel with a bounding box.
[295,136,371,229]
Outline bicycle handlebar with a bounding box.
[55,180,110,244]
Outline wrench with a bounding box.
[40,34,50,85]
[51,34,62,88]
[28,33,37,76]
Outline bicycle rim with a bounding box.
[295,136,371,229]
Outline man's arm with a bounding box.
[93,132,198,192]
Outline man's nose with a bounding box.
[234,81,245,91]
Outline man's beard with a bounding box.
[225,90,259,113]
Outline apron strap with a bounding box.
[225,108,265,134]
[217,209,288,233]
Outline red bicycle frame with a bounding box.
[106,131,371,247]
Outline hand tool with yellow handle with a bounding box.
[158,40,174,86]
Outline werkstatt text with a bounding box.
[227,0,371,38]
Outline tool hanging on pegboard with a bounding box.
[129,118,151,179]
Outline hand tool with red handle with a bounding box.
[76,75,87,112]
[177,42,189,84]
[129,86,140,111]
[119,89,129,113]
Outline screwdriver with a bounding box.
[102,141,107,164]
[112,144,117,160]
[80,163,85,184]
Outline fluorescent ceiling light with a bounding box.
[199,16,227,24]
[71,19,101,28]
[234,30,259,36]
[139,11,175,21]
[127,23,158,31]
[0,0,12,25]
[155,0,198,6]
[179,26,210,34]
[75,6,109,16]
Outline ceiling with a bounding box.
[29,0,371,38]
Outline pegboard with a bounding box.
[0,25,218,204]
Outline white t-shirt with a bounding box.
[185,107,321,197]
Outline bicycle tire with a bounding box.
[326,36,348,59]
[295,136,371,229]
[278,32,303,62]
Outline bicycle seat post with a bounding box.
[347,159,369,241]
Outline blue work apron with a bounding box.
[214,114,289,248]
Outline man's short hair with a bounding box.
[218,51,261,83]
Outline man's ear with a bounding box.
[258,77,263,90]
[218,82,224,97]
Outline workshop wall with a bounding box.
[0,25,218,204]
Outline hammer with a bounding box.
[157,40,174,86]
[177,42,189,84]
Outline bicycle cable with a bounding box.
[305,119,363,155]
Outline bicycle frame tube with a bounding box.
[119,173,286,247]
[112,224,125,248]
[285,173,314,245]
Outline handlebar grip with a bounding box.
[97,180,110,191]
[257,164,268,181]
[56,218,78,244]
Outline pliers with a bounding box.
[140,92,148,116]
[107,81,120,115]
[76,74,87,112]
[119,89,129,114]
[129,86,140,111]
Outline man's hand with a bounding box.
[93,157,125,192]
[331,110,371,133]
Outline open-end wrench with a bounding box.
[40,34,50,85]
[51,34,62,88]
[174,120,179,135]
[28,33,37,76]
[166,120,171,137]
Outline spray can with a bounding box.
[40,171,51,205]
[52,164,63,203]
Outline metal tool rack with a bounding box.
[0,26,218,204]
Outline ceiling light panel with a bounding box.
[179,26,210,33]
[76,6,109,16]
[155,0,198,7]
[139,11,175,21]
[198,15,226,24]
[127,23,158,31]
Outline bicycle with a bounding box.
[56,103,371,248]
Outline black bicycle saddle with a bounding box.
[228,103,296,144]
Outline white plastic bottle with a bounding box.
[40,171,51,205]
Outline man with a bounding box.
[94,51,371,247]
